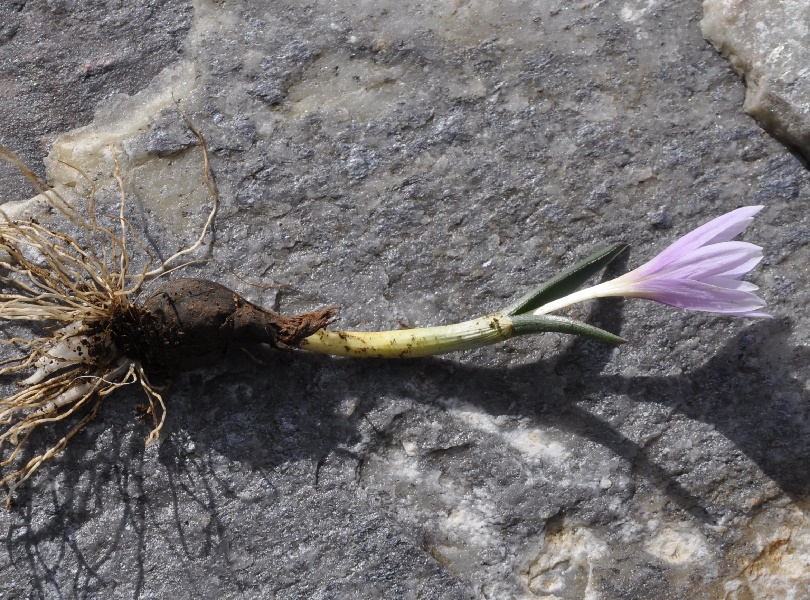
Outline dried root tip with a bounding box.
[0,358,136,504]
[136,364,166,446]
[231,303,338,349]
[1,396,104,507]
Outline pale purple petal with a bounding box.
[624,278,768,315]
[701,276,759,292]
[632,206,764,278]
[651,241,762,280]
[703,213,761,245]
[720,252,764,279]
[533,205,768,319]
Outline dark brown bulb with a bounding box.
[110,278,336,372]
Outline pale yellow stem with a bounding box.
[299,313,514,358]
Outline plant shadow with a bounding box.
[2,298,807,596]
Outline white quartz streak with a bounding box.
[702,0,810,162]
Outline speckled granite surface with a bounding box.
[0,1,808,598]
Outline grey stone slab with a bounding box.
[0,0,193,198]
[702,0,810,162]
[0,0,809,599]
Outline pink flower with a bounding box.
[534,206,769,317]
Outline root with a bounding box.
[0,108,219,498]
[0,109,335,500]
[2,396,104,507]
[136,365,167,445]
[142,104,219,279]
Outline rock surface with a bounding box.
[702,0,810,162]
[1,0,809,598]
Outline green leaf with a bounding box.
[509,314,626,344]
[504,242,627,316]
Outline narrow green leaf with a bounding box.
[504,242,628,316]
[510,314,626,344]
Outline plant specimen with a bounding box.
[0,121,766,502]
[0,121,331,498]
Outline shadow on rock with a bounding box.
[3,300,806,596]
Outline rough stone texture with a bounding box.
[702,0,810,163]
[0,0,809,598]
[0,0,193,198]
